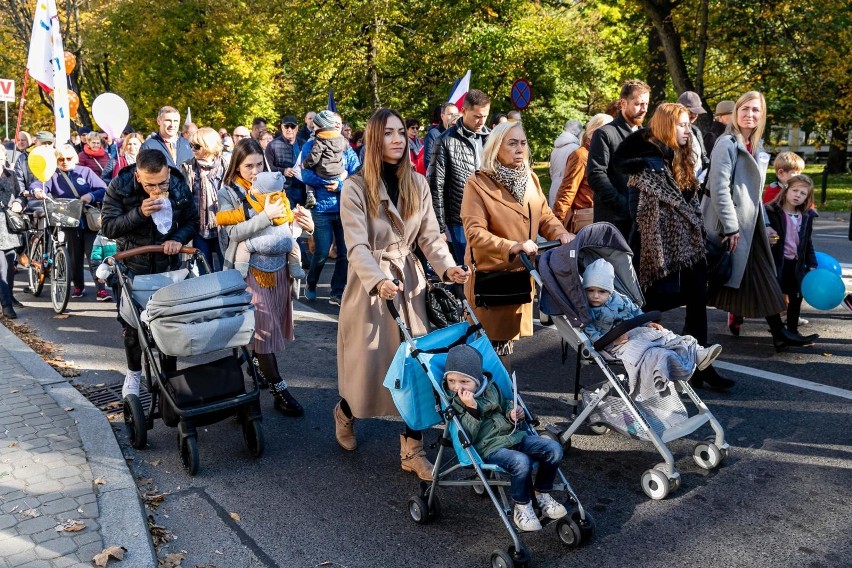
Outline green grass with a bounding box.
[533,162,852,212]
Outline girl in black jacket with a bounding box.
[765,175,819,341]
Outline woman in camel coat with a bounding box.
[336,108,469,480]
[461,121,572,366]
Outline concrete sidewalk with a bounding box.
[0,322,155,568]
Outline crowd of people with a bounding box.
[0,80,835,526]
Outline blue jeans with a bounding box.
[485,435,563,505]
[307,212,347,298]
[194,234,223,272]
[447,224,467,265]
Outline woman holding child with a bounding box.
[335,108,469,480]
[613,102,734,390]
[217,138,313,417]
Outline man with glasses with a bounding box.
[265,115,306,208]
[102,149,199,399]
[141,106,193,169]
[32,144,110,300]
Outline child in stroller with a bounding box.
[443,344,567,532]
[582,259,722,401]
[215,171,305,281]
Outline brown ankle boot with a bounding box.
[333,402,356,451]
[400,434,433,481]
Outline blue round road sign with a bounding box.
[511,79,532,110]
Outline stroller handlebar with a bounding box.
[112,245,198,261]
[519,240,562,271]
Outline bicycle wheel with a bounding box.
[51,245,71,314]
[27,235,46,297]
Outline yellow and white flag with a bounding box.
[26,0,70,145]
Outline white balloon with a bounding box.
[92,93,129,140]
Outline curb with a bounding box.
[0,322,157,568]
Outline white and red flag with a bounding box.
[447,70,471,109]
[26,0,70,144]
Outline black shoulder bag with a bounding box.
[1,202,29,234]
[472,203,533,308]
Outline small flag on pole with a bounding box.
[327,87,338,113]
[26,0,70,145]
[447,70,471,109]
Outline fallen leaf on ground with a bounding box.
[8,442,17,448]
[137,477,154,486]
[158,552,185,568]
[10,389,18,394]
[822,352,832,357]
[229,512,240,522]
[142,489,166,510]
[18,508,39,519]
[94,477,107,486]
[53,314,70,319]
[148,515,174,546]
[92,545,127,567]
[55,519,86,532]
[63,406,74,411]
[124,454,134,461]
[149,459,162,467]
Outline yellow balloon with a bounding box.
[28,146,58,182]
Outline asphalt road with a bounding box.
[6,213,852,568]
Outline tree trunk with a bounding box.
[366,14,381,110]
[639,0,695,95]
[646,16,668,108]
[826,120,850,174]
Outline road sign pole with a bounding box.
[4,101,8,141]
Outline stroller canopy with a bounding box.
[538,222,644,326]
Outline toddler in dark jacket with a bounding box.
[302,110,348,208]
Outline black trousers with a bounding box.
[643,260,709,346]
[66,228,104,291]
[778,261,803,332]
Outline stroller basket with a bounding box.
[584,386,688,441]
[45,198,83,228]
[141,270,255,357]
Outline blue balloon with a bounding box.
[802,268,846,310]
[814,251,843,277]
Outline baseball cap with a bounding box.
[676,91,706,115]
[714,100,735,116]
[280,115,298,127]
[35,131,55,143]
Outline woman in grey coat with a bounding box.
[0,154,24,318]
[702,91,814,352]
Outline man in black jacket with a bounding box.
[101,149,199,399]
[587,80,650,240]
[703,100,734,154]
[427,89,491,264]
[423,102,459,173]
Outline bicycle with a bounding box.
[25,196,83,314]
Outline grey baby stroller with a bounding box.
[110,245,262,475]
[529,223,729,500]
[383,278,593,568]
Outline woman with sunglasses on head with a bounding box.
[181,127,228,271]
[31,144,110,300]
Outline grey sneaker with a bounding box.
[696,344,723,371]
[122,370,142,399]
[536,492,567,520]
[513,501,542,532]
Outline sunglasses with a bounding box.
[57,157,75,162]
[283,124,297,129]
[190,143,203,151]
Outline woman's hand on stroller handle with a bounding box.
[445,265,470,284]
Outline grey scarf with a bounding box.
[488,163,529,203]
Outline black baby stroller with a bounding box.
[110,245,263,475]
[528,223,729,500]
[383,280,593,568]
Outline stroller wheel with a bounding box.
[408,495,432,525]
[693,442,724,470]
[589,423,610,435]
[572,510,595,543]
[641,468,670,500]
[556,517,582,549]
[243,419,265,458]
[490,549,515,568]
[123,395,147,450]
[178,433,200,476]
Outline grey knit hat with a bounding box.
[444,344,487,397]
[582,258,615,293]
[252,171,285,194]
[313,110,337,130]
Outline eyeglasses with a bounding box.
[190,143,203,151]
[283,124,297,129]
[233,134,248,139]
[138,175,171,193]
[57,157,75,162]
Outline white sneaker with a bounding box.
[696,344,722,371]
[122,370,142,399]
[536,492,567,520]
[513,502,542,532]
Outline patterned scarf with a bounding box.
[488,163,529,203]
[194,158,222,239]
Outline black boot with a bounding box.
[250,352,271,388]
[2,305,17,319]
[772,328,817,353]
[270,380,304,417]
[689,366,735,391]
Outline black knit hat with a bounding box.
[444,345,487,396]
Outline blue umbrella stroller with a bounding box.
[529,222,729,500]
[383,283,594,568]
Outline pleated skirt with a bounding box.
[710,220,786,318]
[246,265,294,354]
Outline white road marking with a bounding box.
[714,361,852,401]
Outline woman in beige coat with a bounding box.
[461,121,573,369]
[336,108,469,480]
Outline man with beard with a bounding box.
[587,80,650,239]
[141,106,193,168]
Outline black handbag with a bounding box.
[705,239,732,293]
[472,202,533,308]
[2,206,29,234]
[382,202,463,329]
